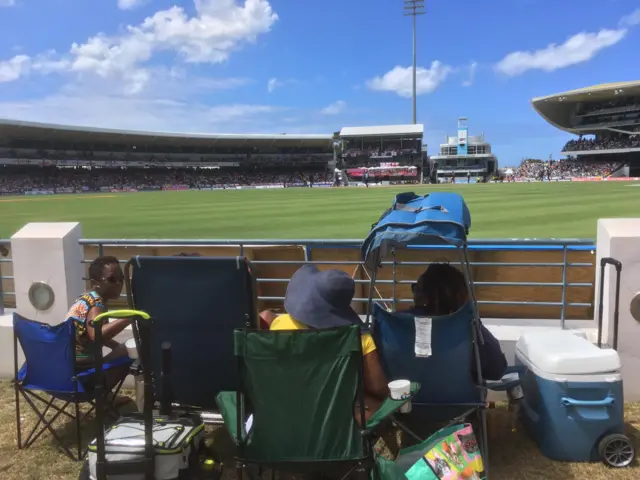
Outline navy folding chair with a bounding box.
[125,256,258,418]
[372,302,491,460]
[13,313,132,460]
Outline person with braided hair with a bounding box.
[405,263,507,381]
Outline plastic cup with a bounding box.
[125,338,138,359]
[389,379,412,413]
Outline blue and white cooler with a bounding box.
[515,330,635,467]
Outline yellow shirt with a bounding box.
[270,314,376,356]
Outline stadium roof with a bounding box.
[531,81,640,133]
[0,119,333,148]
[339,124,424,138]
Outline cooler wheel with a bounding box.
[598,433,635,468]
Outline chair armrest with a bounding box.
[76,356,133,378]
[485,365,526,392]
[215,391,246,445]
[366,382,421,430]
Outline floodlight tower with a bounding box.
[404,0,425,125]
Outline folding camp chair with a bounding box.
[372,302,522,477]
[216,325,420,479]
[125,256,258,417]
[13,313,132,460]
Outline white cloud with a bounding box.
[0,0,278,93]
[495,28,627,76]
[267,77,281,92]
[366,61,452,98]
[0,0,16,6]
[462,61,477,87]
[320,100,346,115]
[117,0,148,10]
[0,91,284,133]
[0,55,30,82]
[620,9,640,27]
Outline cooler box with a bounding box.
[515,330,623,462]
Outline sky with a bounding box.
[0,0,639,166]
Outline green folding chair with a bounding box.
[216,325,420,479]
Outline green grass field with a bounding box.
[1,182,639,239]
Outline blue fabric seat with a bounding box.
[372,302,484,411]
[13,313,133,460]
[124,255,258,417]
[372,302,490,466]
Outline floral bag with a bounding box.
[376,423,485,479]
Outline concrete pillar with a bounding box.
[595,219,640,400]
[10,222,84,325]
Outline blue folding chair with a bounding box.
[124,255,258,419]
[13,313,133,460]
[372,302,522,474]
[372,302,484,415]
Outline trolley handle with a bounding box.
[601,257,622,272]
[561,396,615,408]
[92,309,151,326]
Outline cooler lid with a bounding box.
[515,330,620,376]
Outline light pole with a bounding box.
[404,0,424,125]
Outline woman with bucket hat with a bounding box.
[264,265,389,423]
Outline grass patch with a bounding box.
[2,381,640,479]
[1,182,639,239]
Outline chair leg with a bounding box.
[392,417,422,442]
[236,462,244,480]
[75,401,83,461]
[480,408,489,479]
[19,391,79,460]
[14,384,22,449]
[21,393,68,448]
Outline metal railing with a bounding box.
[0,237,597,326]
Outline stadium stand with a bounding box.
[429,118,498,183]
[532,81,640,178]
[563,135,640,152]
[509,159,622,181]
[0,166,331,195]
[0,119,336,194]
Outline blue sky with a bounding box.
[0,0,639,165]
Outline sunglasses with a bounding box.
[103,275,124,284]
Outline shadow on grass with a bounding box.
[3,381,640,480]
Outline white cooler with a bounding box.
[515,330,626,463]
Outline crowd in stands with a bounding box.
[510,159,621,180]
[563,135,640,152]
[0,166,330,195]
[342,145,420,158]
[577,97,640,116]
[0,149,333,171]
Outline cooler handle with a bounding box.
[561,396,614,408]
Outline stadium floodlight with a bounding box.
[404,0,425,125]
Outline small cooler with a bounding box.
[515,330,635,467]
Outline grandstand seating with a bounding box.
[563,135,640,153]
[0,166,330,195]
[510,159,623,181]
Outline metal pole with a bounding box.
[412,13,417,124]
[404,0,424,125]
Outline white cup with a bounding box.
[125,338,139,359]
[389,379,412,413]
